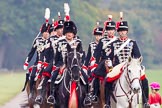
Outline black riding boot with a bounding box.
[35,77,49,104]
[104,82,113,108]
[47,71,58,104]
[141,78,150,108]
[92,78,99,103]
[29,67,37,99]
[84,84,92,106]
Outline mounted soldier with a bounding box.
[87,15,117,105]
[35,12,65,104]
[83,21,104,105]
[23,8,51,99]
[104,12,149,108]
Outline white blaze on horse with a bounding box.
[113,57,144,108]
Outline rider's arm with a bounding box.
[94,39,103,64]
[132,40,141,58]
[84,44,91,67]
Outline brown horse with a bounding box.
[26,77,52,108]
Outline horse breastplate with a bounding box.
[114,40,134,63]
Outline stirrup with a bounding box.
[35,95,43,105]
[103,104,111,108]
[91,95,99,103]
[47,95,56,105]
[83,95,92,106]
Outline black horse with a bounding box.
[54,45,87,108]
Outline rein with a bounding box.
[115,63,141,108]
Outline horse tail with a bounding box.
[68,81,78,108]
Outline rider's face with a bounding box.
[65,32,74,41]
[95,35,102,42]
[107,29,115,37]
[42,32,49,39]
[118,30,128,37]
[56,28,63,36]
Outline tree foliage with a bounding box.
[0,0,161,69]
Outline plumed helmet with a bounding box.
[63,21,77,35]
[116,12,128,32]
[117,21,128,32]
[104,15,116,30]
[40,23,51,33]
[105,21,116,30]
[93,22,103,36]
[55,19,64,30]
[150,82,160,90]
[93,27,103,35]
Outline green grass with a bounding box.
[0,72,25,105]
[146,69,162,95]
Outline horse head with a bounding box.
[126,56,143,94]
[65,43,82,82]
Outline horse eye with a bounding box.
[128,70,131,73]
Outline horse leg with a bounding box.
[99,81,105,108]
[26,82,35,108]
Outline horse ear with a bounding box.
[139,56,143,64]
[128,56,132,63]
[141,65,145,72]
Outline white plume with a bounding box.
[52,18,54,23]
[108,15,112,19]
[44,8,50,19]
[64,3,70,15]
[58,12,61,17]
[120,12,123,18]
[96,22,99,26]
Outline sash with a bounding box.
[114,39,131,56]
[102,37,117,49]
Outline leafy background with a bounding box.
[0,0,162,70]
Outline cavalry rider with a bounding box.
[89,15,117,104]
[23,21,51,99]
[83,22,104,105]
[35,15,64,104]
[104,12,149,108]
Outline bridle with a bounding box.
[116,63,141,108]
[67,51,81,82]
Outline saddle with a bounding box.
[106,62,126,82]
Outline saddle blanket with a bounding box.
[106,62,146,82]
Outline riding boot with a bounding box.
[92,78,99,103]
[47,71,58,105]
[29,67,37,99]
[104,82,112,108]
[84,84,92,106]
[141,78,150,108]
[35,77,49,104]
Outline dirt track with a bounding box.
[0,91,29,108]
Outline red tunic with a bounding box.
[149,93,162,105]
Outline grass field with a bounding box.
[0,72,25,105]
[0,70,161,106]
[146,69,162,95]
